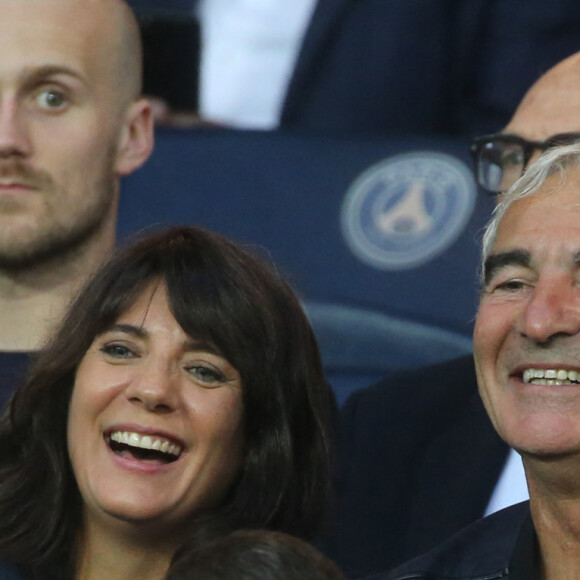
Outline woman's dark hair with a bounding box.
[165,529,347,580]
[0,226,333,579]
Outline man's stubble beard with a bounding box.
[0,149,118,273]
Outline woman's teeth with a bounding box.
[110,431,182,457]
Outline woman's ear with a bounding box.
[115,98,155,177]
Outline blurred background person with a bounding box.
[129,0,580,138]
[0,0,153,400]
[0,226,334,580]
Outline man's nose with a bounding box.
[519,278,580,343]
[0,99,31,158]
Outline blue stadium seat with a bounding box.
[119,128,492,403]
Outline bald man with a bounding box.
[0,0,153,399]
[315,52,580,580]
[472,52,580,196]
[506,53,580,141]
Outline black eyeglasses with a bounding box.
[470,132,580,195]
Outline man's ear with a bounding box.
[115,98,154,176]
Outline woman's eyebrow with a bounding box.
[483,249,530,285]
[102,326,223,356]
[104,324,147,339]
[182,339,221,355]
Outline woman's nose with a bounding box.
[124,361,180,413]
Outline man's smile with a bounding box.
[522,368,580,385]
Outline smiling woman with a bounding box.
[0,226,334,580]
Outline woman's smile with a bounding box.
[104,425,186,473]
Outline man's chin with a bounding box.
[508,419,580,460]
[0,193,37,215]
[0,227,97,272]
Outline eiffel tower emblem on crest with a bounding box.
[341,152,476,270]
[375,180,433,236]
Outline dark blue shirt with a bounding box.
[0,352,30,411]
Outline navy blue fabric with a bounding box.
[283,0,468,136]
[468,1,580,135]
[284,0,580,137]
[0,352,29,412]
[0,561,23,580]
[130,0,580,137]
[365,501,531,580]
[314,355,508,578]
[119,128,488,401]
[127,0,193,11]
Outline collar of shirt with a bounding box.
[196,0,318,128]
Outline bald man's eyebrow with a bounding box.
[22,65,87,88]
[483,249,531,286]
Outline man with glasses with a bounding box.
[472,52,580,196]
[316,51,580,580]
[376,142,580,580]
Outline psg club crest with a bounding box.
[341,152,476,270]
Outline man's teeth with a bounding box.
[110,431,181,457]
[523,368,580,385]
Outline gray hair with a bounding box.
[480,142,580,282]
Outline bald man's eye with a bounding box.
[501,149,525,169]
[36,89,68,110]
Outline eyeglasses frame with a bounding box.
[470,132,580,194]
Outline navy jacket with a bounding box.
[282,0,580,137]
[132,0,580,137]
[366,501,536,580]
[315,355,509,579]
